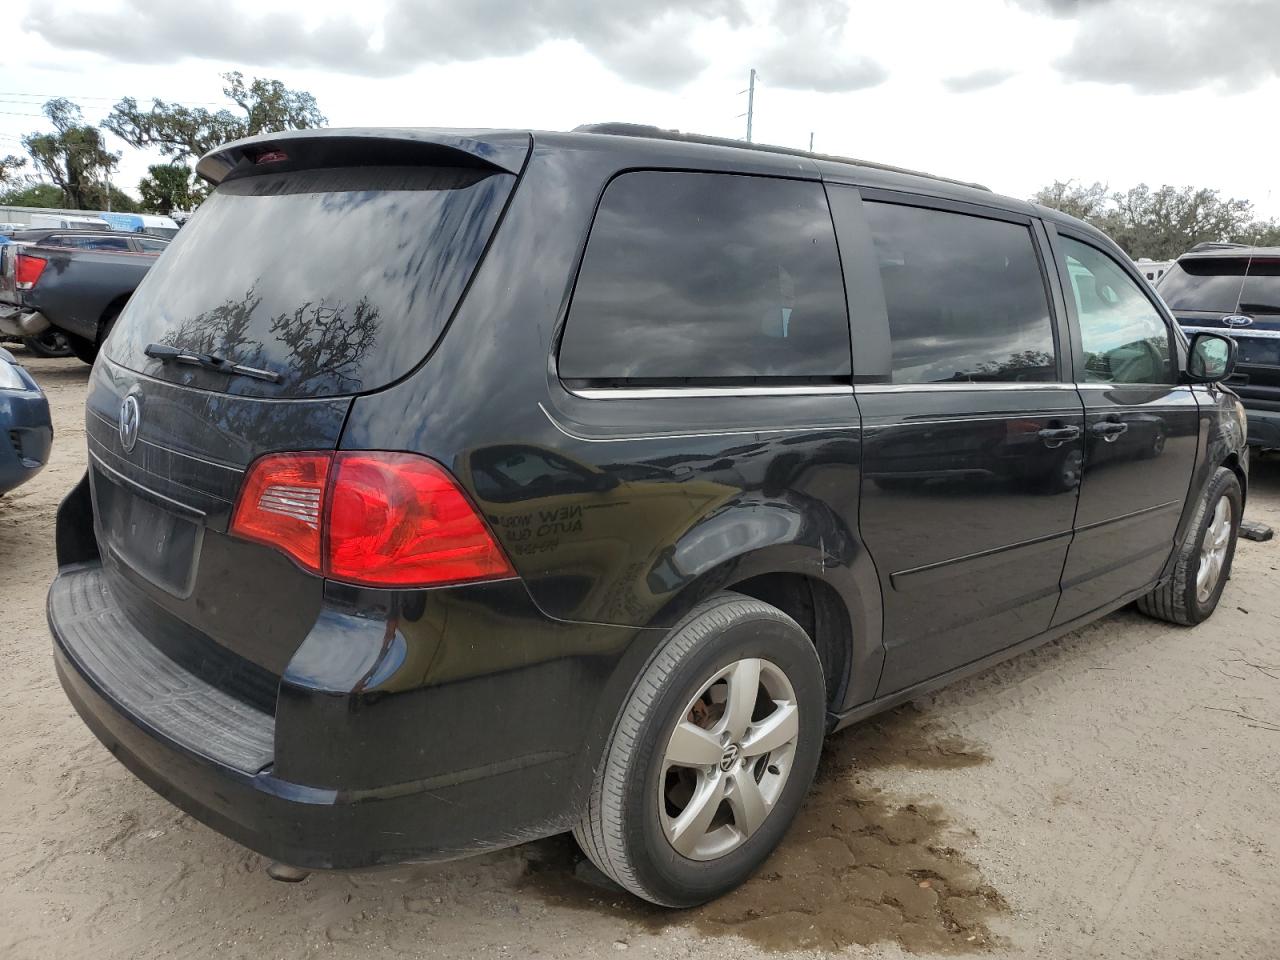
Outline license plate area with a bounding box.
[92,465,203,598]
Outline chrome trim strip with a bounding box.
[89,450,208,518]
[87,407,244,474]
[1181,325,1280,341]
[570,384,854,400]
[538,403,858,443]
[855,382,1077,394]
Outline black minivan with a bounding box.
[48,125,1247,907]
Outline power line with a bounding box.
[0,90,224,105]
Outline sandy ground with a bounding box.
[1,351,1278,960]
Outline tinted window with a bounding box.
[1061,237,1172,384]
[559,172,849,382]
[1157,256,1280,314]
[864,203,1056,383]
[134,237,169,252]
[105,165,514,398]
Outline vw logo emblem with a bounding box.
[1222,315,1253,327]
[119,395,140,453]
[719,743,742,772]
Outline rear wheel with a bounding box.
[21,329,73,358]
[67,333,98,364]
[67,306,121,365]
[1138,467,1241,625]
[573,593,825,907]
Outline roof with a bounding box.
[571,123,993,192]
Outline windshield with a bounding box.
[1157,256,1280,314]
[106,165,514,398]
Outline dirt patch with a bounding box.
[525,707,1007,954]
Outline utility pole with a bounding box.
[809,132,814,152]
[746,68,756,143]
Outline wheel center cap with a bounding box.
[719,743,742,772]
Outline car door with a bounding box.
[1048,230,1201,624]
[826,187,1085,694]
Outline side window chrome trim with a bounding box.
[855,382,1077,394]
[570,384,855,400]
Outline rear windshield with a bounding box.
[1157,256,1280,314]
[106,165,514,397]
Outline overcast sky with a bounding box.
[3,0,1279,217]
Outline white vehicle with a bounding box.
[1135,258,1173,283]
[100,212,181,239]
[28,213,112,231]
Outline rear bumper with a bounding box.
[48,561,626,869]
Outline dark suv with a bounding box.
[48,125,1247,907]
[1158,243,1280,450]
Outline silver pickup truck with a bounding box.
[0,230,167,363]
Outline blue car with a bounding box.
[0,347,52,495]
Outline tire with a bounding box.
[67,333,98,364]
[1137,467,1242,625]
[573,592,826,907]
[67,305,122,365]
[21,329,73,358]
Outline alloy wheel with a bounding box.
[657,658,800,861]
[1196,495,1233,604]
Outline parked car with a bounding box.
[0,347,52,495]
[1158,244,1280,449]
[0,230,165,363]
[47,125,1247,908]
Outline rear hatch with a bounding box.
[87,130,529,693]
[1159,253,1280,395]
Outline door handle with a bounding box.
[1038,426,1081,448]
[1091,421,1129,442]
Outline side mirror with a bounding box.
[1185,332,1237,383]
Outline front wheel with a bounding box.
[1138,467,1242,625]
[574,593,826,907]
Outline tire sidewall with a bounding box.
[617,607,825,906]
[1181,470,1242,622]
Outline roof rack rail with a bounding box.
[1188,241,1249,253]
[572,122,992,192]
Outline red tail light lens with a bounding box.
[230,453,330,573]
[230,451,514,588]
[328,453,514,587]
[15,254,48,290]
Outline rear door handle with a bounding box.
[1091,421,1129,442]
[1038,426,1081,448]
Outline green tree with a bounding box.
[0,183,63,207]
[138,163,198,214]
[104,71,326,163]
[1033,181,1262,259]
[22,98,119,209]
[1,153,28,188]
[1031,180,1110,223]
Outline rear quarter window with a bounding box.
[558,171,850,384]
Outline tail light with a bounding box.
[230,451,514,588]
[15,254,47,290]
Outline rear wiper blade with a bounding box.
[1237,302,1280,315]
[144,343,281,383]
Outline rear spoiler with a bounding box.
[197,128,532,186]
